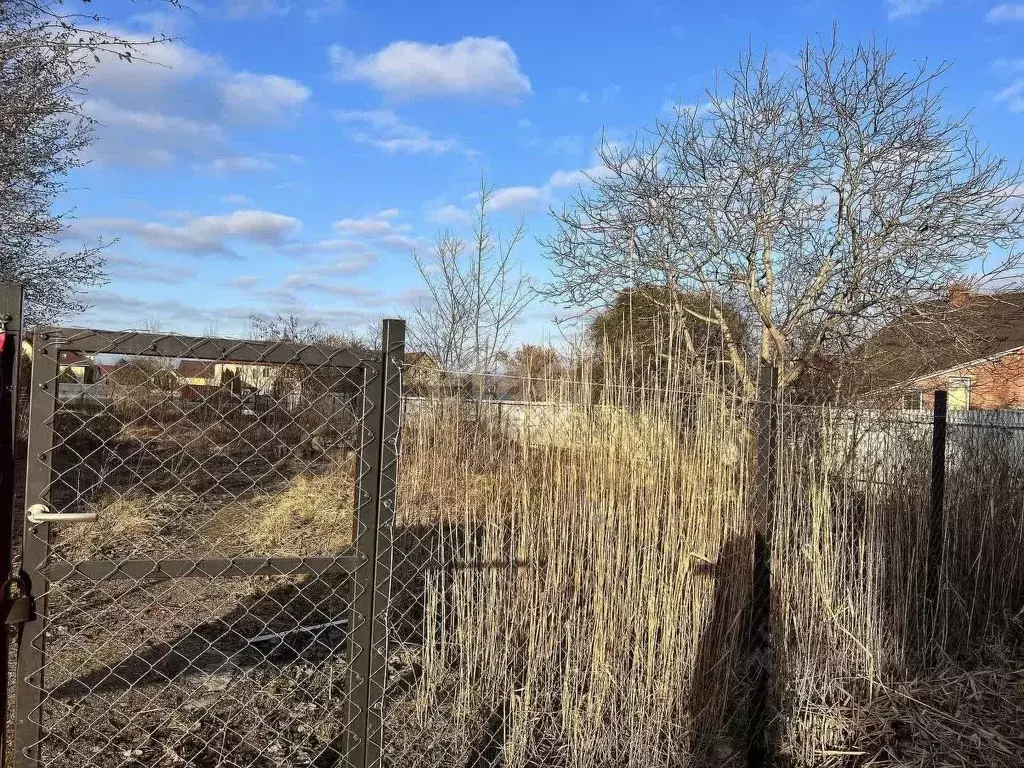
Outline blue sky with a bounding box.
[62,0,1024,342]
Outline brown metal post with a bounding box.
[345,358,382,768]
[345,319,404,768]
[364,319,404,768]
[14,328,59,768]
[0,284,24,767]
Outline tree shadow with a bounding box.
[689,533,754,767]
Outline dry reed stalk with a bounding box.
[391,353,1024,768]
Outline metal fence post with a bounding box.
[748,362,778,768]
[365,319,403,767]
[927,389,947,640]
[0,284,24,766]
[14,328,59,768]
[345,320,404,768]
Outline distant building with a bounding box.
[23,333,99,384]
[861,288,1024,410]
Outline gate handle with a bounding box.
[27,503,98,524]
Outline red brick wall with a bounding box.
[914,351,1024,410]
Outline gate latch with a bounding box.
[3,574,35,627]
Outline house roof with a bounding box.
[176,360,218,379]
[859,290,1024,391]
[59,350,93,366]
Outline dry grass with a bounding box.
[387,364,1024,768]
[49,356,1024,766]
[250,462,355,556]
[61,494,166,560]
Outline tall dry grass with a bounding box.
[389,360,1024,767]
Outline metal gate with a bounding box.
[9,320,403,768]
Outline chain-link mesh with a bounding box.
[14,333,1024,768]
[378,367,1024,768]
[16,327,385,768]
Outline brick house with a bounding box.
[861,288,1024,411]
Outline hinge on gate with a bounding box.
[2,573,36,627]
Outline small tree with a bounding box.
[0,2,174,323]
[588,286,748,390]
[544,35,1024,396]
[411,178,533,395]
[502,344,566,401]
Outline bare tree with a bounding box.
[0,1,174,323]
[543,34,1024,396]
[411,178,533,393]
[248,311,373,353]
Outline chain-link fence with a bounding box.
[380,366,1024,768]
[4,310,1024,768]
[7,321,404,768]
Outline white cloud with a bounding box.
[82,98,227,168]
[547,165,613,189]
[304,0,347,21]
[490,185,547,213]
[378,233,420,250]
[226,0,290,19]
[87,34,219,99]
[73,210,302,256]
[332,211,421,251]
[600,85,621,103]
[329,36,531,100]
[219,193,254,205]
[886,0,941,19]
[333,108,466,154]
[987,4,1024,21]
[84,99,226,143]
[489,165,612,213]
[206,152,304,174]
[278,238,377,256]
[106,254,198,283]
[82,29,311,167]
[280,256,379,293]
[226,275,261,288]
[80,291,218,327]
[993,57,1024,70]
[995,78,1024,111]
[427,204,473,225]
[220,72,311,124]
[208,155,276,173]
[334,213,410,237]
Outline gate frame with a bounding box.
[6,318,404,768]
[0,283,24,767]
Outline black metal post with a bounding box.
[927,389,947,639]
[748,362,777,768]
[0,284,23,767]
